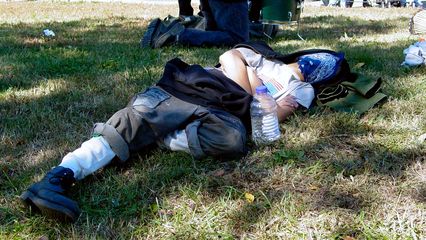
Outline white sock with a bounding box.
[59,136,115,180]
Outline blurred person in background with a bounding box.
[142,0,249,48]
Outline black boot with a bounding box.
[20,166,81,222]
[140,18,162,48]
[152,21,184,49]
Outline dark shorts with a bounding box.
[93,87,247,161]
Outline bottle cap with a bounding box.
[255,85,268,94]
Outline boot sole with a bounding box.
[140,18,161,48]
[20,190,79,223]
[153,23,184,49]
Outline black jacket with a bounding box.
[157,58,253,129]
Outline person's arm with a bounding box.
[245,65,263,94]
[220,49,300,122]
[276,95,299,122]
[219,49,262,94]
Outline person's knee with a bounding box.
[203,125,247,158]
[219,49,233,63]
[187,114,247,159]
[221,127,246,154]
[219,49,242,66]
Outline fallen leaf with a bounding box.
[244,192,255,203]
[343,236,356,240]
[353,62,365,69]
[418,133,426,142]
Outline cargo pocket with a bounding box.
[132,87,170,109]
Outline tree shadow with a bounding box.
[0,18,163,93]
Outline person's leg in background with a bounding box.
[178,0,202,25]
[328,0,340,6]
[413,0,424,8]
[178,0,193,17]
[249,0,262,23]
[199,0,216,30]
[176,0,249,47]
[141,0,195,48]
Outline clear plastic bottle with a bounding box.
[250,86,281,145]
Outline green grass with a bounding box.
[1,2,425,239]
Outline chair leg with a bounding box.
[296,20,305,41]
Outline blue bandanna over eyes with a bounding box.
[297,52,344,85]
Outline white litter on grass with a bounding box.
[418,133,426,143]
[43,29,55,37]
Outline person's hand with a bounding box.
[277,95,299,109]
[275,95,298,122]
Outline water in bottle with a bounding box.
[250,86,281,145]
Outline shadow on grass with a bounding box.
[1,13,425,238]
[0,18,165,93]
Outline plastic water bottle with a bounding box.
[250,86,281,145]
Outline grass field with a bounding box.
[1,2,425,239]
